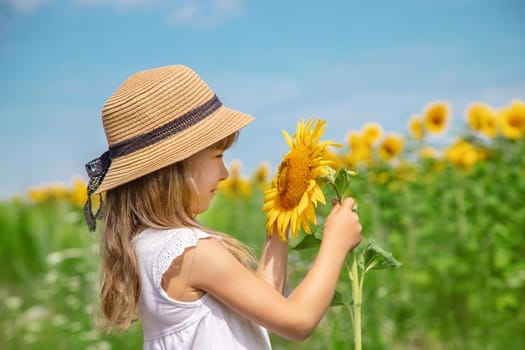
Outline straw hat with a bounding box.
[84,65,254,229]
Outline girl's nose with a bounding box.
[220,162,229,181]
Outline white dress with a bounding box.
[132,227,272,350]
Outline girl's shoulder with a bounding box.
[133,227,220,287]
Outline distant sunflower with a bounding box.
[346,130,372,166]
[420,146,437,160]
[342,148,372,168]
[346,130,367,150]
[408,115,424,140]
[424,102,450,134]
[467,103,498,138]
[27,187,48,203]
[251,162,271,191]
[70,176,88,206]
[27,183,69,203]
[481,113,498,138]
[262,118,340,240]
[444,139,478,169]
[499,100,525,140]
[362,123,383,145]
[378,135,404,161]
[466,103,487,132]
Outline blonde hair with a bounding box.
[98,132,257,331]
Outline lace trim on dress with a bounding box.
[153,229,199,287]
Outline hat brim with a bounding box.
[95,105,254,193]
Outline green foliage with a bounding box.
[1,136,524,349]
[0,199,143,349]
[290,225,323,250]
[321,167,359,202]
[360,239,402,273]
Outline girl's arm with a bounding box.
[189,198,362,341]
[255,227,288,293]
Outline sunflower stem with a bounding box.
[349,251,362,350]
[329,182,344,203]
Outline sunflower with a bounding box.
[346,130,367,150]
[481,112,498,138]
[378,135,404,161]
[342,148,372,168]
[27,187,48,203]
[420,146,437,160]
[444,139,478,169]
[408,115,424,140]
[467,103,498,138]
[466,103,487,132]
[27,183,69,203]
[70,175,88,206]
[345,130,372,166]
[262,118,340,241]
[499,100,525,140]
[251,162,271,191]
[424,102,450,134]
[362,123,383,145]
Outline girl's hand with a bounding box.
[322,197,362,254]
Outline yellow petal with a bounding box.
[312,185,326,204]
[290,208,299,235]
[282,130,294,149]
[296,193,309,213]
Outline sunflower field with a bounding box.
[1,99,524,350]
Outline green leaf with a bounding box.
[291,233,321,250]
[333,168,358,200]
[319,167,337,184]
[290,225,323,250]
[359,239,402,273]
[329,289,348,307]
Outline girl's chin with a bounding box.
[195,202,212,215]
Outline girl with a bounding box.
[84,65,362,349]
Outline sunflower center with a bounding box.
[431,114,442,125]
[385,145,395,155]
[277,148,311,209]
[508,115,522,128]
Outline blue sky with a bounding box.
[0,0,524,197]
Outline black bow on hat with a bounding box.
[83,151,111,232]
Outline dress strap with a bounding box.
[153,228,214,287]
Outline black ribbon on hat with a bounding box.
[83,151,111,232]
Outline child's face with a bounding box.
[189,147,229,214]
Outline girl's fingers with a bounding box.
[341,197,356,210]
